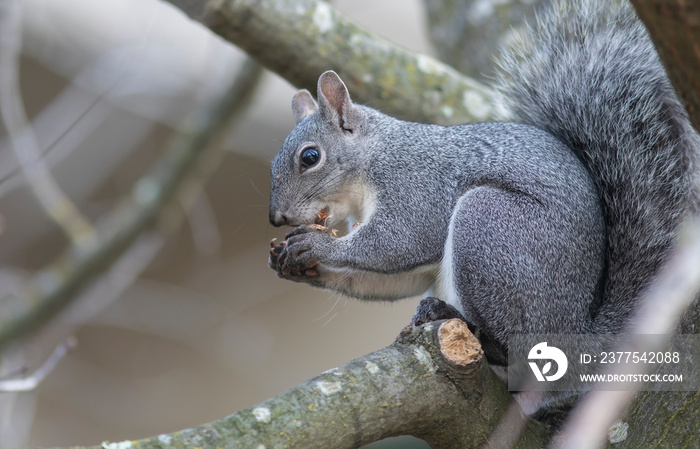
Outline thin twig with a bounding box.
[0,337,76,392]
[181,190,223,256]
[0,0,95,246]
[0,58,263,350]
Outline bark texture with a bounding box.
[422,0,547,80]
[170,0,496,125]
[64,320,551,449]
[631,0,700,131]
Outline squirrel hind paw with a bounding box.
[409,297,466,327]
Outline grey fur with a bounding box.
[494,0,700,333]
[268,0,699,417]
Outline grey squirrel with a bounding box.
[268,0,700,418]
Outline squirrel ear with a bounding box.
[317,71,354,132]
[292,90,318,124]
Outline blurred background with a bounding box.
[0,0,438,446]
[3,0,694,447]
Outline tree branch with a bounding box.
[0,59,263,351]
[167,0,496,125]
[422,0,546,80]
[631,0,700,131]
[72,320,550,449]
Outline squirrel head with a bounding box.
[270,71,372,228]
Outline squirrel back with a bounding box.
[495,0,700,333]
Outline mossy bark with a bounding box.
[168,0,496,125]
[57,320,550,449]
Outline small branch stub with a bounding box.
[438,318,483,366]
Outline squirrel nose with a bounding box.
[269,210,289,227]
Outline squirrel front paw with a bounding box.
[269,225,334,283]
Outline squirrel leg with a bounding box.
[440,186,599,366]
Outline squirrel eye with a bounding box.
[300,147,320,169]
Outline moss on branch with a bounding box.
[198,0,495,125]
[52,320,550,449]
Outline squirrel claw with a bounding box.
[269,227,328,284]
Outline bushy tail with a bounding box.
[495,0,700,332]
